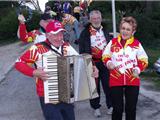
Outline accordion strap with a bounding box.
[40,42,63,56]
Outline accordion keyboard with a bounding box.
[43,55,59,104]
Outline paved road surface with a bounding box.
[0,68,160,120]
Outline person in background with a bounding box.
[102,16,148,120]
[79,0,87,12]
[62,1,72,14]
[62,13,80,44]
[53,0,62,21]
[44,5,57,18]
[17,12,54,44]
[73,6,81,22]
[154,57,160,74]
[15,20,78,120]
[80,11,89,27]
[79,10,112,117]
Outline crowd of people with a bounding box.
[15,1,148,120]
[17,1,90,45]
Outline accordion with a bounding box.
[42,54,98,104]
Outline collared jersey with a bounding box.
[102,35,148,87]
[15,41,78,96]
[90,26,107,60]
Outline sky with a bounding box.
[38,0,48,12]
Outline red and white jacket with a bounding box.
[15,40,78,97]
[17,23,46,43]
[89,25,107,61]
[102,35,148,87]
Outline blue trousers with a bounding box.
[39,97,75,120]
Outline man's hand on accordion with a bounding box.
[92,66,99,78]
[33,68,50,81]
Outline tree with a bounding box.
[18,0,41,12]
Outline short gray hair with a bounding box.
[89,10,102,19]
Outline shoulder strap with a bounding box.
[40,42,63,56]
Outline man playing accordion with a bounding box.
[15,20,98,120]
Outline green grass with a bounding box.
[153,79,160,90]
[145,48,160,68]
[141,74,160,90]
[141,47,160,88]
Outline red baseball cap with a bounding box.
[46,20,65,34]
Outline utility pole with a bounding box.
[112,0,117,38]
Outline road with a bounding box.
[0,66,160,120]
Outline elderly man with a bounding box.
[15,20,78,120]
[79,10,112,117]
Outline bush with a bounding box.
[0,7,18,41]
[136,14,160,47]
[0,7,40,44]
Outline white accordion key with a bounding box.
[43,54,59,104]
